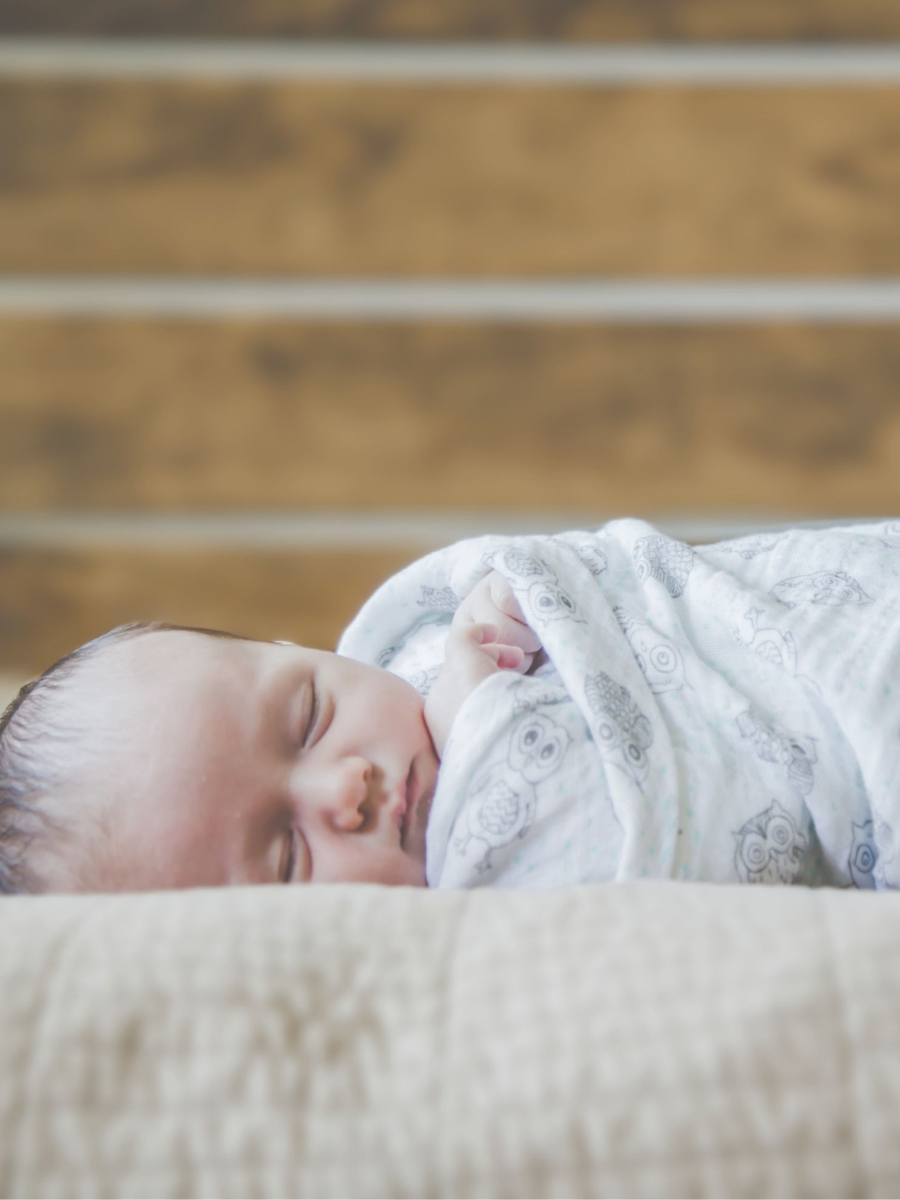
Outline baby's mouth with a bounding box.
[400,762,416,847]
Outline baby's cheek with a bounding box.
[351,844,426,887]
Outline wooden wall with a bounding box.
[1,1,900,689]
[4,1,900,41]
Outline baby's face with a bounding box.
[49,631,439,891]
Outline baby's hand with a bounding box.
[424,621,527,757]
[452,571,543,671]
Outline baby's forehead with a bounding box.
[85,630,255,718]
[80,631,261,769]
[111,627,249,671]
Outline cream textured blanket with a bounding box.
[2,882,900,1198]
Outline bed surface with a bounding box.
[2,880,900,1198]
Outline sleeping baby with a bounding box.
[2,518,899,894]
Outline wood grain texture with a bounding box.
[2,0,899,41]
[3,318,900,516]
[0,543,423,675]
[3,81,900,276]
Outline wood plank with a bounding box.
[3,318,900,516]
[2,0,899,42]
[2,82,900,276]
[0,543,424,676]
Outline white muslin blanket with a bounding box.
[338,519,900,891]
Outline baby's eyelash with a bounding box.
[283,827,297,883]
[304,687,319,744]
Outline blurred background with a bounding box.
[2,0,900,704]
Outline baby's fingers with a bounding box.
[470,626,529,673]
[487,574,543,653]
[469,622,497,646]
[451,622,528,673]
[481,642,526,671]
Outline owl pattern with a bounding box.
[400,664,441,697]
[452,711,572,874]
[771,570,871,609]
[584,671,654,788]
[634,535,694,598]
[735,707,818,797]
[613,605,686,694]
[735,608,820,694]
[376,644,405,669]
[715,533,785,560]
[490,548,547,578]
[851,818,900,888]
[573,541,609,577]
[506,674,570,716]
[417,585,460,612]
[733,799,808,884]
[848,820,879,888]
[490,549,586,626]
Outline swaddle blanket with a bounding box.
[337,519,900,890]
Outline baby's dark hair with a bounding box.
[0,620,248,894]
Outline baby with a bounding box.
[3,517,900,894]
[0,570,536,894]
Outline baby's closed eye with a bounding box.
[281,824,311,883]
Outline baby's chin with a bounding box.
[358,854,427,888]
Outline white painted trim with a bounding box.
[3,279,900,320]
[0,512,882,548]
[0,39,900,83]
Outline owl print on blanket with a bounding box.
[489,549,586,627]
[584,670,654,788]
[399,664,442,697]
[735,608,821,694]
[416,584,460,612]
[614,606,687,695]
[738,608,798,674]
[633,535,695,599]
[572,541,609,577]
[849,820,879,888]
[735,707,818,797]
[507,674,570,716]
[770,570,872,609]
[714,533,786,560]
[848,818,898,889]
[451,710,572,874]
[733,799,809,884]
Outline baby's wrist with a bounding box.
[423,690,453,759]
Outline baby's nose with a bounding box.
[307,757,372,831]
